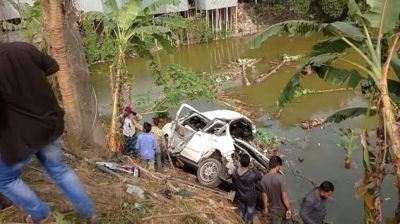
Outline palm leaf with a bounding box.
[249,20,328,49]
[153,33,175,53]
[277,73,302,108]
[364,0,400,34]
[391,54,400,81]
[316,66,364,88]
[302,53,341,68]
[325,107,377,123]
[140,0,178,16]
[328,21,365,39]
[348,0,364,18]
[134,25,171,35]
[118,0,141,31]
[388,79,400,104]
[310,37,351,56]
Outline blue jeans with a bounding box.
[239,202,255,224]
[0,139,95,222]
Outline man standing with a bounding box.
[300,181,334,224]
[232,154,262,224]
[0,42,97,223]
[136,122,157,171]
[261,155,292,224]
[151,117,166,172]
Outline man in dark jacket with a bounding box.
[300,181,334,224]
[0,42,97,223]
[232,154,262,224]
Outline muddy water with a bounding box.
[90,35,396,223]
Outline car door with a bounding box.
[180,119,227,163]
[180,130,214,163]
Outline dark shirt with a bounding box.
[300,188,327,224]
[260,172,288,213]
[232,168,262,206]
[0,42,64,165]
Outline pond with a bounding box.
[90,35,397,223]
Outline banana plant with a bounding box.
[250,0,400,222]
[102,0,178,153]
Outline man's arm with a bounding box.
[282,191,292,219]
[41,52,59,75]
[299,197,319,224]
[262,192,269,215]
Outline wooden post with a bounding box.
[235,6,238,34]
[225,7,228,38]
[206,10,209,28]
[211,9,214,36]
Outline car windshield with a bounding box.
[181,113,208,131]
[229,119,254,141]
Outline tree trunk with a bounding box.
[108,53,125,153]
[360,129,384,224]
[62,0,107,151]
[379,33,400,222]
[41,0,82,145]
[241,65,251,86]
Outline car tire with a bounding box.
[197,158,222,188]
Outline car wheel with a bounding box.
[197,158,222,188]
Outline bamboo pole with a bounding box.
[211,9,214,35]
[225,7,228,38]
[235,6,238,34]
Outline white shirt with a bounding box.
[123,117,136,137]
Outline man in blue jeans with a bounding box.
[0,42,97,223]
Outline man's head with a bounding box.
[143,122,152,133]
[124,106,133,116]
[239,154,250,168]
[319,181,334,200]
[152,117,160,127]
[268,155,283,171]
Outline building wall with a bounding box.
[196,0,237,10]
[75,0,106,12]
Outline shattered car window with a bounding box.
[182,114,207,131]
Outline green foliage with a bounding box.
[81,13,118,64]
[186,14,213,44]
[152,65,218,112]
[255,128,280,149]
[293,0,311,15]
[320,0,347,21]
[325,107,377,123]
[53,213,75,224]
[338,128,360,158]
[249,20,328,49]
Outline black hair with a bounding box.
[240,154,250,167]
[319,181,334,192]
[143,122,152,133]
[152,117,160,126]
[268,155,283,169]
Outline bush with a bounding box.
[293,0,311,15]
[319,0,347,21]
[81,14,118,64]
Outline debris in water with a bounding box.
[298,157,304,163]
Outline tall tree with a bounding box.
[250,0,400,223]
[41,0,106,151]
[101,0,178,153]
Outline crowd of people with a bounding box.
[119,106,167,172]
[232,154,334,224]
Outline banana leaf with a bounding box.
[325,107,377,124]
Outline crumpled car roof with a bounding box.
[201,110,248,121]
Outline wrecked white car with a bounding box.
[163,104,269,188]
